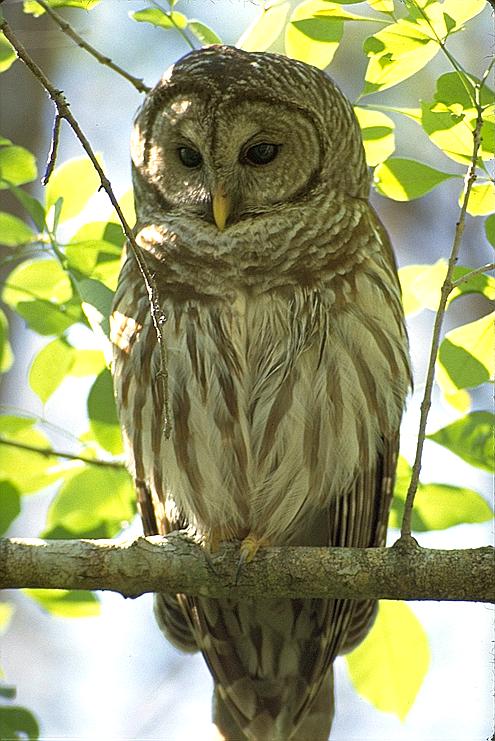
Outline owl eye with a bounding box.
[178,146,203,168]
[243,143,280,166]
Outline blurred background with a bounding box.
[0,1,493,739]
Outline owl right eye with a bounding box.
[178,147,203,168]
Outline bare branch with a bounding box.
[451,263,495,288]
[0,16,171,440]
[35,0,150,94]
[1,536,493,603]
[0,437,124,469]
[400,99,485,540]
[42,112,62,185]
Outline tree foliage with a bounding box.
[0,0,493,737]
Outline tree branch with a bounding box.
[35,0,150,94]
[0,437,124,469]
[1,536,493,603]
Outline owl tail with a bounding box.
[212,666,335,741]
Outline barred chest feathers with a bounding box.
[111,220,409,549]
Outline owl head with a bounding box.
[131,45,369,230]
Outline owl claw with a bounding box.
[235,534,267,584]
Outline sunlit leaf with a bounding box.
[237,1,290,52]
[130,8,187,30]
[0,415,71,493]
[0,212,35,247]
[346,601,429,720]
[0,308,13,374]
[188,20,222,46]
[367,0,394,11]
[398,260,447,316]
[449,265,495,305]
[0,602,14,632]
[24,589,100,618]
[314,2,375,21]
[427,411,494,472]
[87,369,122,454]
[0,706,39,741]
[462,182,495,216]
[0,144,37,188]
[45,156,102,223]
[373,158,457,201]
[29,339,75,404]
[0,33,16,73]
[390,457,492,531]
[45,465,134,536]
[0,481,21,535]
[354,107,395,166]
[285,1,343,68]
[437,313,494,395]
[24,0,101,14]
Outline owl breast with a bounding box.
[111,228,409,547]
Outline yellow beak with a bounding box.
[212,187,231,231]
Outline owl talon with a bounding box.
[235,534,267,584]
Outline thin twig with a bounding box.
[35,0,150,94]
[0,17,171,439]
[42,112,62,185]
[0,437,124,469]
[451,263,495,288]
[400,102,485,540]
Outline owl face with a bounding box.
[131,46,369,230]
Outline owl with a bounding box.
[110,46,411,740]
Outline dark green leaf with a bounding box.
[8,185,46,231]
[427,411,495,472]
[485,214,495,248]
[0,481,21,535]
[0,706,39,741]
[24,588,100,618]
[373,158,457,201]
[87,369,122,454]
[0,685,16,699]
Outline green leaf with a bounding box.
[70,220,125,249]
[0,706,39,741]
[87,369,122,454]
[373,158,457,201]
[0,685,17,699]
[130,8,187,30]
[346,601,429,720]
[45,156,101,223]
[0,144,37,188]
[354,107,395,166]
[462,182,495,216]
[65,239,121,291]
[237,1,290,52]
[485,213,495,248]
[390,457,493,531]
[0,481,21,535]
[367,0,394,11]
[0,33,16,73]
[0,308,13,374]
[29,339,75,404]
[449,265,495,305]
[45,465,134,536]
[437,313,494,395]
[8,185,46,231]
[24,0,100,15]
[24,589,100,618]
[427,411,495,472]
[187,20,222,46]
[398,259,447,316]
[314,3,375,21]
[0,416,71,493]
[77,278,114,350]
[0,212,35,247]
[285,1,343,68]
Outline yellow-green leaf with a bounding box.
[462,182,495,216]
[3,258,73,307]
[398,260,448,316]
[485,213,495,248]
[0,33,16,73]
[24,589,100,617]
[237,1,290,52]
[0,602,14,632]
[0,144,37,189]
[188,20,222,46]
[24,0,100,14]
[45,156,102,223]
[374,158,457,201]
[346,601,430,720]
[437,312,494,395]
[130,8,187,30]
[87,369,122,454]
[354,107,395,166]
[285,0,343,69]
[29,339,75,404]
[0,481,21,536]
[0,212,35,247]
[367,0,394,11]
[0,308,13,374]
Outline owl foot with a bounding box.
[235,534,267,584]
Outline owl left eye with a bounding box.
[243,143,280,166]
[178,146,203,168]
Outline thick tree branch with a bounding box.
[1,536,493,603]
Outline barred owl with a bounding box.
[110,46,411,740]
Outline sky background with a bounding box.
[0,1,493,739]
